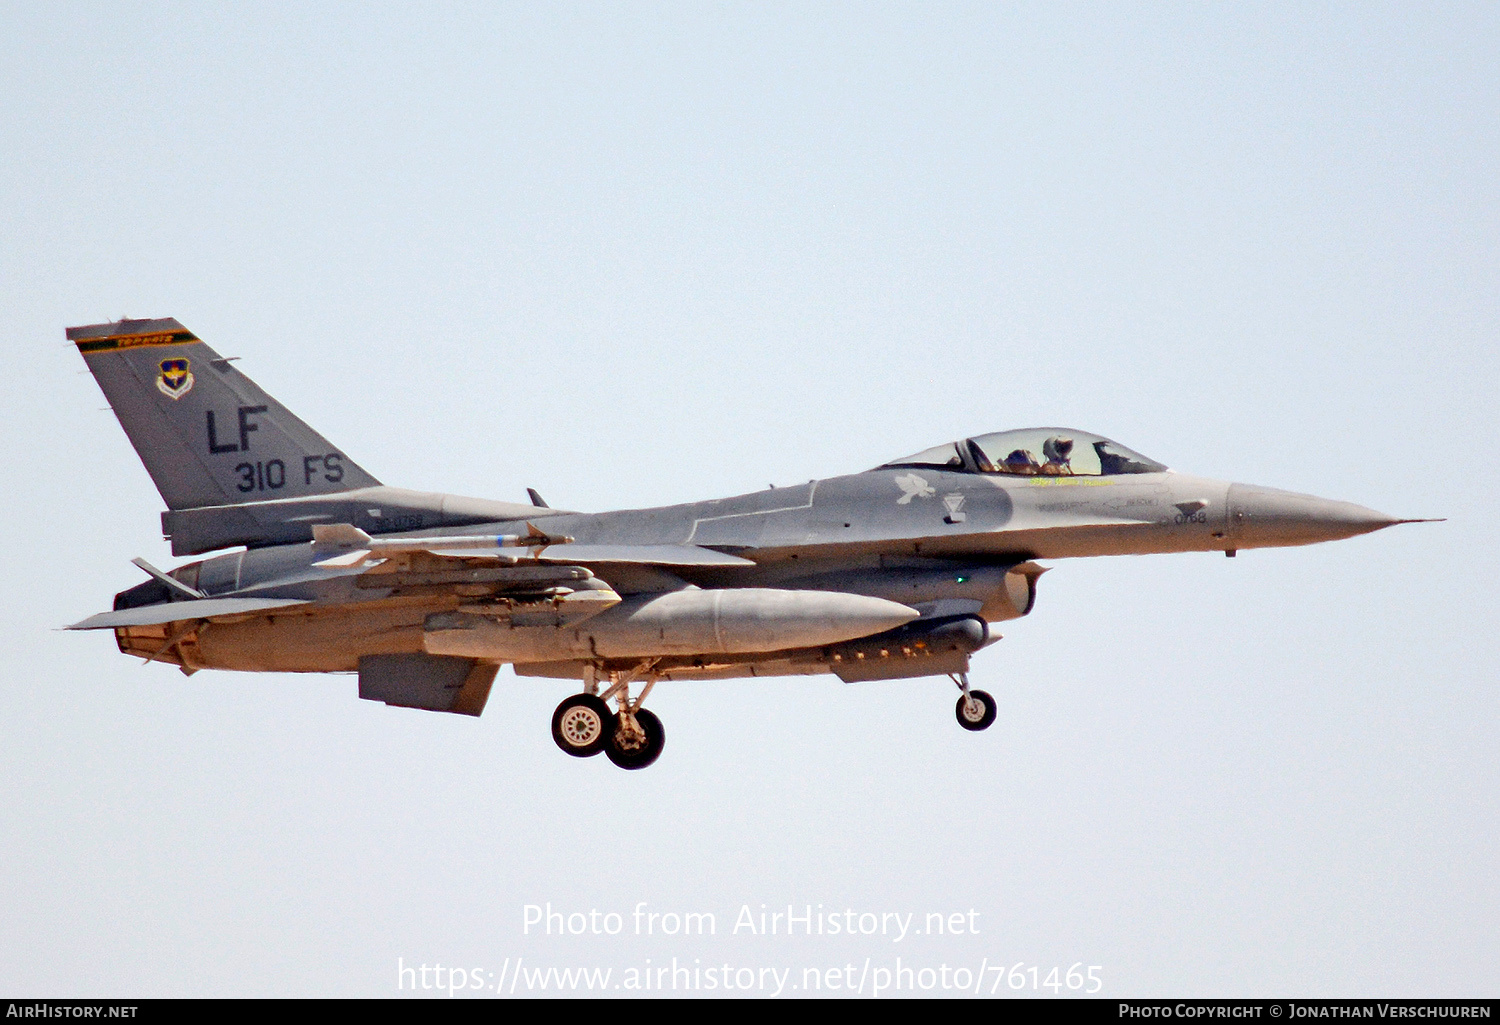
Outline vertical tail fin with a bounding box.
[69,318,381,510]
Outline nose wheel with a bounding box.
[951,672,997,731]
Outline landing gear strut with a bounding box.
[951,672,997,731]
[551,662,667,769]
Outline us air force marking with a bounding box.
[156,358,194,400]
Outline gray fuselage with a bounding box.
[117,465,1394,678]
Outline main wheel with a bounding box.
[955,689,997,731]
[604,708,666,770]
[552,694,611,757]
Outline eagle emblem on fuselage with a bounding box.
[893,473,936,505]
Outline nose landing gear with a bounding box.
[950,672,997,731]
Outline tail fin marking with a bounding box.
[69,318,381,511]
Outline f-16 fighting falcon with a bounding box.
[66,319,1434,769]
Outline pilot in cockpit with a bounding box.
[1041,435,1075,475]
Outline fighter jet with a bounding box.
[65,318,1433,769]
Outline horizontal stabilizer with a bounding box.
[67,597,310,630]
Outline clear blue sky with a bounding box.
[2,2,1495,996]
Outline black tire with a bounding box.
[955,689,997,731]
[604,708,666,770]
[551,694,611,757]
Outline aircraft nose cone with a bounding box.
[1227,483,1402,548]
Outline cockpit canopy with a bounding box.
[881,428,1168,477]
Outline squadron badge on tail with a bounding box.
[156,358,193,400]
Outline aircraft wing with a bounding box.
[67,597,311,630]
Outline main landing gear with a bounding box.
[950,672,997,732]
[551,662,666,770]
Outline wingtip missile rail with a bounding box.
[310,522,576,567]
